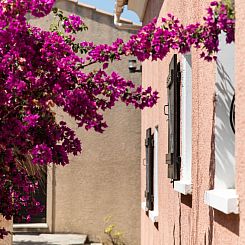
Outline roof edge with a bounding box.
[63,0,140,26]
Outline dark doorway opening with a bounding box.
[14,166,47,224]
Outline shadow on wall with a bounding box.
[215,59,239,235]
[215,60,235,189]
[172,224,176,245]
[205,91,217,245]
[204,65,239,245]
[181,193,192,208]
[214,210,239,235]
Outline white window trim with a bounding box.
[204,32,238,214]
[174,53,192,195]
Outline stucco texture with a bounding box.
[141,0,241,244]
[30,1,141,244]
[0,216,12,245]
[236,0,245,244]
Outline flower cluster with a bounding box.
[0,0,158,237]
[52,8,88,34]
[82,1,234,65]
[0,0,235,238]
[64,14,84,33]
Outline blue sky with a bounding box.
[79,0,141,23]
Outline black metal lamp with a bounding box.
[230,94,235,133]
[128,59,142,73]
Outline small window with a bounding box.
[149,127,159,223]
[145,128,154,211]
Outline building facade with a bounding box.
[115,0,245,244]
[12,1,142,244]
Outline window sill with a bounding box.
[141,201,148,212]
[141,202,158,223]
[174,181,192,195]
[13,223,49,233]
[204,189,239,214]
[149,210,158,223]
[13,223,48,229]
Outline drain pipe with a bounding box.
[114,0,141,30]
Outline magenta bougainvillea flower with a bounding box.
[0,0,234,238]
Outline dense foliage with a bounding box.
[0,0,234,238]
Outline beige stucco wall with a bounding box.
[141,0,241,244]
[0,216,12,245]
[30,1,141,244]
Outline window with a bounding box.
[142,127,159,223]
[174,54,192,195]
[145,128,154,211]
[149,127,159,223]
[204,32,238,214]
[165,54,181,181]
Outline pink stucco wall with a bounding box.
[141,0,242,244]
[236,0,245,244]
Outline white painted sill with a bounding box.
[13,223,48,229]
[174,181,192,195]
[149,210,158,223]
[204,189,239,214]
[141,202,159,223]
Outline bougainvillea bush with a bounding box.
[0,0,234,238]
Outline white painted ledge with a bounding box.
[149,210,158,223]
[13,223,48,229]
[174,181,192,195]
[204,189,239,214]
[142,202,158,223]
[141,201,148,212]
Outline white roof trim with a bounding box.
[60,0,138,25]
